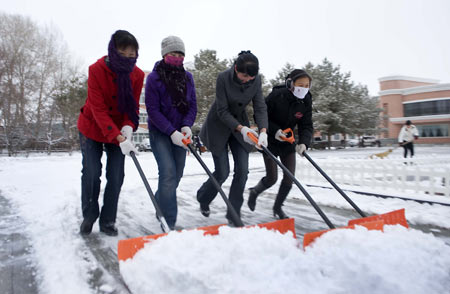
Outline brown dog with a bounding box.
[370,148,393,159]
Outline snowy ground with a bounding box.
[1,145,450,293]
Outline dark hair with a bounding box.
[406,120,412,125]
[113,30,139,51]
[235,50,259,77]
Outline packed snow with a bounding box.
[1,145,450,293]
[120,225,450,294]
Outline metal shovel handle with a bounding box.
[186,143,244,227]
[248,133,335,229]
[302,152,367,218]
[130,151,170,233]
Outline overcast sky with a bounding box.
[2,0,450,96]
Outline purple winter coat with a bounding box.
[145,61,197,135]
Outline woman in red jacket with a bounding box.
[77,30,144,236]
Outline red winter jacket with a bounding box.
[77,56,145,144]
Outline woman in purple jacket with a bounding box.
[145,36,197,230]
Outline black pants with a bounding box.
[251,151,296,209]
[402,142,414,158]
[197,135,249,216]
[261,152,296,188]
[79,133,125,225]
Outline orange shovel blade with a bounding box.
[348,208,408,228]
[117,223,226,262]
[118,218,296,262]
[303,220,385,248]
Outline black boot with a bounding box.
[247,188,258,212]
[200,202,210,217]
[99,222,118,236]
[225,210,241,227]
[273,206,289,219]
[80,219,94,235]
[248,180,267,212]
[273,183,292,220]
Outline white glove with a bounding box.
[171,131,188,149]
[181,126,192,139]
[119,139,139,156]
[257,132,268,149]
[296,144,307,156]
[121,125,133,140]
[275,129,287,142]
[240,126,258,145]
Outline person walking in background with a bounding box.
[145,36,197,230]
[398,120,419,158]
[196,51,268,224]
[248,69,313,219]
[77,30,144,236]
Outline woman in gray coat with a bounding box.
[196,51,268,223]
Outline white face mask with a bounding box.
[293,87,309,99]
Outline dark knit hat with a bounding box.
[161,36,185,57]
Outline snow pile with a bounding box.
[119,225,450,294]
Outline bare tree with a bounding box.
[0,12,83,155]
[0,13,39,154]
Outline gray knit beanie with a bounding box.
[161,36,185,57]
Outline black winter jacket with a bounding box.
[265,86,313,157]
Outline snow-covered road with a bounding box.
[1,145,450,293]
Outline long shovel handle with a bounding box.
[302,152,367,218]
[186,144,244,227]
[130,151,170,233]
[248,133,335,229]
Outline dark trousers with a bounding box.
[197,135,249,216]
[79,133,125,225]
[261,152,296,188]
[253,151,296,208]
[402,142,414,158]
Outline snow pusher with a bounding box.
[248,130,408,248]
[117,138,297,263]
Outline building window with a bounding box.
[417,124,449,138]
[139,112,148,124]
[132,132,149,144]
[333,134,340,140]
[140,91,145,104]
[404,99,450,117]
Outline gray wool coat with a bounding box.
[200,67,268,155]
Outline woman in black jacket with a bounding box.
[248,69,313,219]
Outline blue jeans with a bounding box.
[79,133,125,226]
[150,129,187,228]
[196,135,249,217]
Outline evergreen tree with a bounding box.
[260,73,271,98]
[53,75,87,150]
[303,58,379,147]
[190,49,228,133]
[270,62,295,87]
[349,86,381,138]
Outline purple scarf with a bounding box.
[156,60,189,115]
[108,39,139,129]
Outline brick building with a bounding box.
[378,76,450,144]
